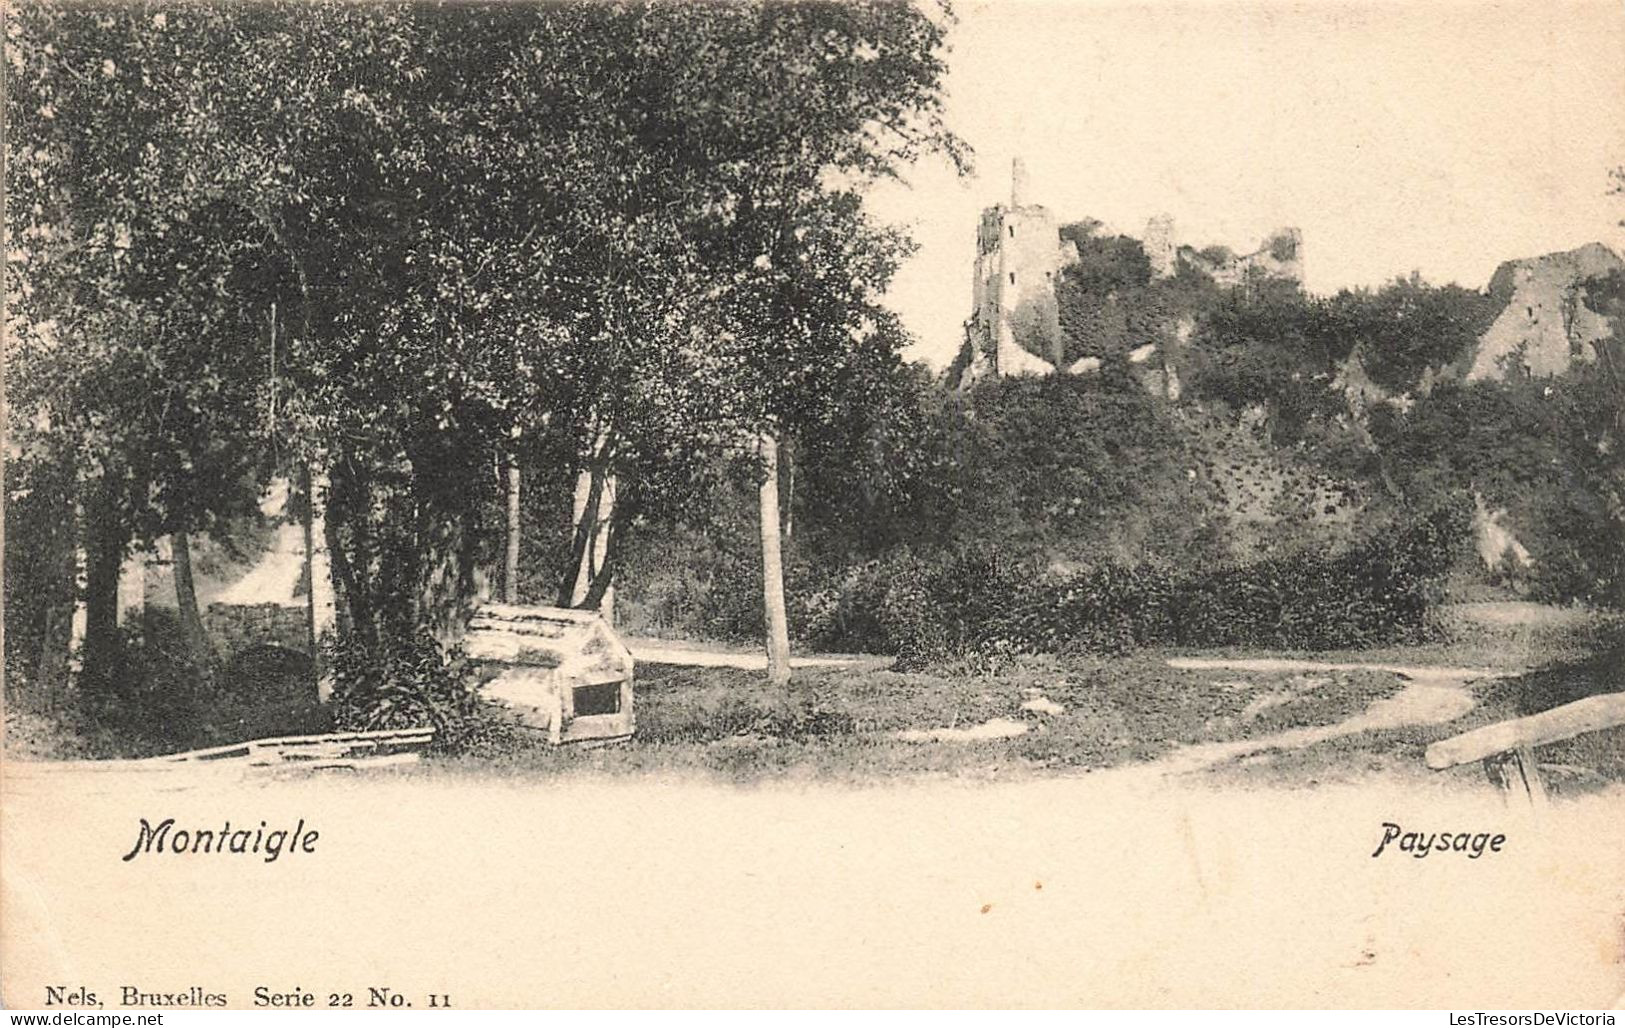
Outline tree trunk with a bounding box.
[503,456,522,604]
[563,466,597,606]
[411,453,486,651]
[0,357,5,695]
[758,431,792,686]
[579,488,626,622]
[35,601,73,695]
[324,456,380,651]
[568,465,617,622]
[563,431,616,623]
[116,552,145,627]
[31,481,80,695]
[78,499,126,698]
[68,536,87,679]
[171,530,213,673]
[303,468,337,702]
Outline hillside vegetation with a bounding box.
[615,232,1625,666]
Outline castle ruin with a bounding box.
[958,158,1080,382]
[955,161,1304,385]
[1146,214,1304,287]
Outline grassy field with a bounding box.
[8,603,1619,795]
[432,651,1407,784]
[432,604,1625,789]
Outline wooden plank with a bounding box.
[1483,752,1516,794]
[164,744,254,763]
[1425,692,1625,770]
[1483,749,1550,810]
[274,752,423,772]
[161,727,432,762]
[256,728,433,747]
[6,758,198,776]
[6,731,431,782]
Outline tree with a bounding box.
[1577,269,1625,606]
[756,432,791,684]
[478,1,966,667]
[8,2,964,713]
[1315,276,1497,392]
[7,9,290,691]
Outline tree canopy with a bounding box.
[6,0,967,683]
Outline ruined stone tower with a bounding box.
[960,158,1079,382]
[1144,213,1177,279]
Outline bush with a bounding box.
[634,669,855,743]
[790,545,1044,666]
[326,632,521,753]
[3,606,335,759]
[804,500,1471,665]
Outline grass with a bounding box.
[432,608,1623,787]
[11,602,1618,792]
[428,651,1405,785]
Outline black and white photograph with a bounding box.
[3,0,1623,1011]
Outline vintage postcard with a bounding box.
[4,0,1623,1011]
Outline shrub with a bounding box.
[326,632,521,753]
[804,500,1471,665]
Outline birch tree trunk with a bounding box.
[67,505,86,680]
[568,465,616,623]
[564,428,616,623]
[35,490,80,692]
[782,440,795,542]
[304,468,337,702]
[758,431,791,686]
[503,457,522,604]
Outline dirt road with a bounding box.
[5,764,1621,1007]
[627,637,883,671]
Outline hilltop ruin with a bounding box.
[954,160,1303,385]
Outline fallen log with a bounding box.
[1425,691,1625,808]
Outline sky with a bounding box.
[867,0,1625,368]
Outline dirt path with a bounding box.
[626,637,885,671]
[1165,655,1508,682]
[1152,656,1510,775]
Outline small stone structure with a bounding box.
[463,603,635,745]
[203,602,310,659]
[109,475,337,700]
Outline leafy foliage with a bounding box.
[325,632,520,754]
[6,1,965,711]
[793,500,1471,665]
